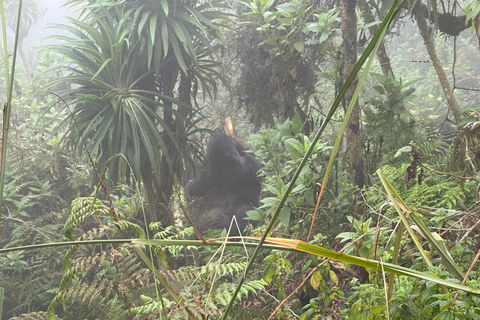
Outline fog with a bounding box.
[24,0,71,47]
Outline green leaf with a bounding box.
[160,0,169,16]
[310,270,322,291]
[284,138,304,159]
[160,18,169,58]
[90,58,112,81]
[261,197,280,207]
[264,238,480,296]
[138,11,151,38]
[294,41,304,52]
[149,14,158,46]
[329,270,338,285]
[377,169,466,281]
[394,146,412,158]
[373,85,385,94]
[279,207,291,227]
[291,184,306,195]
[246,209,262,220]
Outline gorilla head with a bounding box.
[184,132,262,237]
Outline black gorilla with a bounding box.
[184,134,262,236]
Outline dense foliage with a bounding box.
[1,0,480,319]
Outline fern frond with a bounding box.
[64,197,110,240]
[211,279,268,307]
[114,220,146,238]
[10,311,62,320]
[62,224,110,271]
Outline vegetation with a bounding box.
[1,0,480,319]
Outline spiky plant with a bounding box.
[47,0,230,225]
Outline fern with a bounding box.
[61,197,145,270]
[131,294,225,319]
[151,224,196,256]
[48,245,153,318]
[379,163,476,210]
[49,195,270,319]
[10,311,62,320]
[65,197,145,240]
[405,175,474,209]
[64,197,110,240]
[130,295,175,315]
[48,197,149,319]
[213,279,268,306]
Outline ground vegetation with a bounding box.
[1,0,480,319]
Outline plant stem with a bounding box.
[0,0,22,219]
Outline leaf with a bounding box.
[373,85,385,94]
[261,237,480,296]
[291,184,306,195]
[246,210,262,220]
[284,138,304,159]
[138,11,151,38]
[294,41,304,52]
[377,169,466,282]
[277,2,301,15]
[160,0,169,16]
[310,270,322,291]
[279,207,291,227]
[401,87,415,98]
[305,22,322,32]
[90,58,112,81]
[358,20,382,30]
[329,270,338,286]
[225,116,234,135]
[394,145,412,158]
[160,18,169,58]
[261,197,280,206]
[149,14,158,46]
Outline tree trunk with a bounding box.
[155,61,181,227]
[413,2,462,124]
[357,0,394,78]
[341,0,365,189]
[157,156,175,226]
[140,59,179,227]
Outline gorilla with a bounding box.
[184,132,262,237]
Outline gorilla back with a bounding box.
[184,134,262,236]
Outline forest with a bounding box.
[1,0,480,319]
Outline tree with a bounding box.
[50,0,229,226]
[357,0,395,78]
[3,0,43,76]
[341,0,364,188]
[412,0,463,124]
[235,0,330,129]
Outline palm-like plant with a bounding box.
[49,0,230,225]
[4,0,43,75]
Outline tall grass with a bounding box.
[0,0,23,316]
